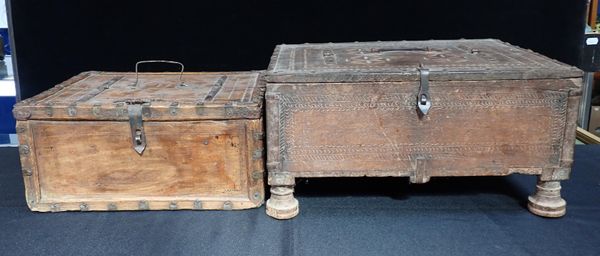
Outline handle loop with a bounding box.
[133,60,185,86]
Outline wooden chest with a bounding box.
[264,39,582,219]
[13,69,265,212]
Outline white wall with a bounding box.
[0,0,6,28]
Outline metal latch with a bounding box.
[417,66,431,115]
[124,60,186,155]
[128,104,146,155]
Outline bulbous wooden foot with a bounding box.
[265,186,299,220]
[528,180,566,218]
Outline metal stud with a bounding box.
[223,201,233,210]
[115,102,126,117]
[79,203,89,211]
[142,102,152,118]
[195,102,205,116]
[252,149,263,160]
[253,192,261,201]
[169,102,179,116]
[120,108,128,117]
[45,104,53,117]
[107,203,117,211]
[19,145,30,155]
[253,132,264,140]
[13,110,31,120]
[193,200,203,210]
[252,171,263,180]
[138,201,149,210]
[224,103,234,117]
[92,104,102,116]
[169,201,178,210]
[67,105,77,116]
[49,203,60,212]
[22,168,32,176]
[16,126,26,134]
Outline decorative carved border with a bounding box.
[272,40,572,73]
[278,90,568,163]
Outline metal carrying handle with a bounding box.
[133,60,186,86]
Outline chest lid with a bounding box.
[265,39,582,83]
[14,71,265,121]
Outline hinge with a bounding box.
[128,104,146,155]
[417,65,431,115]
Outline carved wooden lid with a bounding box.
[265,39,582,83]
[13,71,265,121]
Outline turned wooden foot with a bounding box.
[265,186,299,219]
[528,179,566,218]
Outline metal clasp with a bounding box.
[417,66,431,115]
[128,104,146,155]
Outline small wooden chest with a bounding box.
[13,69,265,212]
[264,39,582,219]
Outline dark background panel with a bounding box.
[0,97,15,134]
[9,0,587,100]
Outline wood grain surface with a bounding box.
[14,71,265,212]
[266,39,582,83]
[267,79,578,179]
[264,39,582,219]
[13,71,264,121]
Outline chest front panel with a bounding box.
[18,118,264,211]
[269,80,571,177]
[33,120,245,199]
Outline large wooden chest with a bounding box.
[13,69,265,212]
[264,39,582,219]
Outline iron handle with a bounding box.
[133,60,186,87]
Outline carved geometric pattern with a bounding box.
[291,144,557,161]
[272,40,570,73]
[278,90,568,163]
[279,93,565,112]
